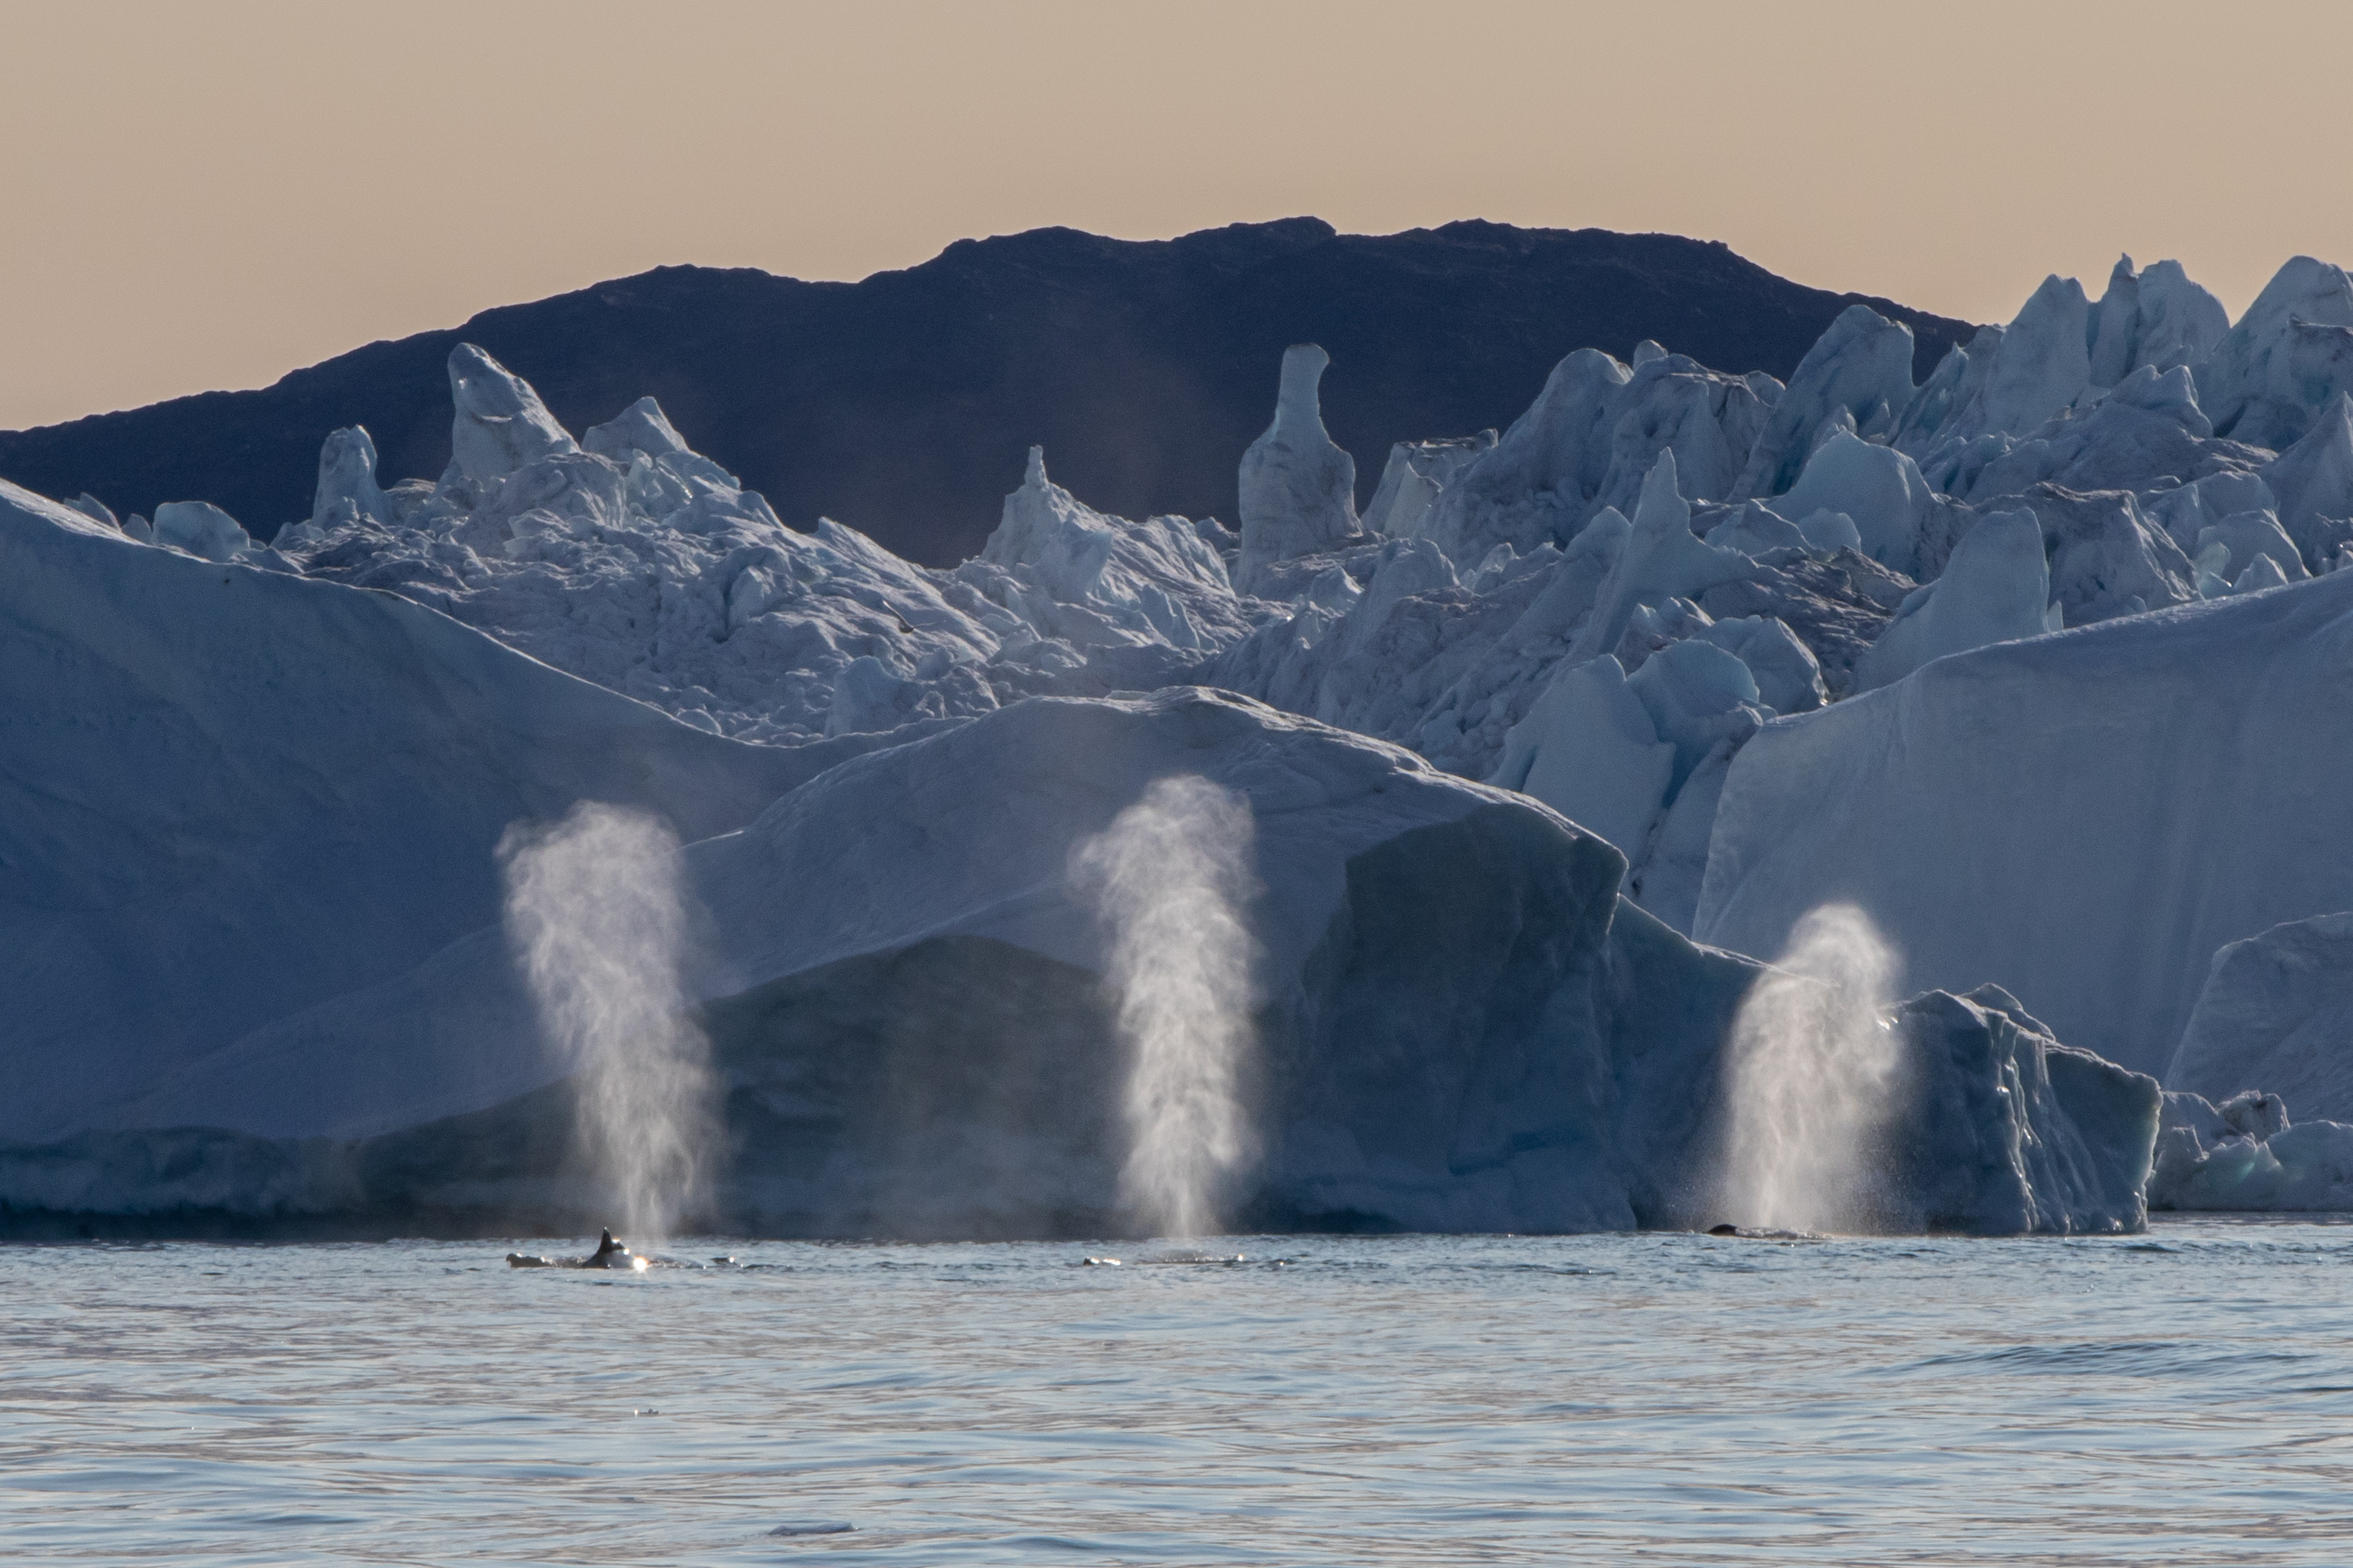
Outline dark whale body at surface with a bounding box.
[506,1229,642,1269]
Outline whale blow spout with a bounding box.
[499,802,717,1243]
[1717,903,1902,1233]
[1073,775,1262,1240]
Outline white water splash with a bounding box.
[1074,777,1260,1239]
[1717,903,1902,1233]
[499,802,713,1240]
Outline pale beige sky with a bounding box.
[3,0,2348,432]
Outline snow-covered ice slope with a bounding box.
[0,478,848,1142]
[1695,569,2353,1079]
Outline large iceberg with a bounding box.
[0,668,2153,1238]
[1695,569,2353,1081]
[230,258,2338,853]
[17,241,2353,1229]
[1875,986,2156,1234]
[0,476,825,1143]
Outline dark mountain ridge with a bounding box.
[0,218,1975,566]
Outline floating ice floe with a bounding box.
[2148,1088,2353,1212]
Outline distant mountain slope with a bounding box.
[0,219,1975,566]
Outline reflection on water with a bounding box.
[8,1220,2353,1564]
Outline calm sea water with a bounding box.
[6,1219,2352,1565]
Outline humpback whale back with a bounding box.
[504,1228,644,1269]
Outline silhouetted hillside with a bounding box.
[0,219,1975,565]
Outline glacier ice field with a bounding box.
[11,252,2353,1236]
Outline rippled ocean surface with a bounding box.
[9,1220,2353,1565]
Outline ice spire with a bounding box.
[1235,343,1360,590]
[446,343,579,486]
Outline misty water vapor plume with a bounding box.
[1074,776,1261,1240]
[499,802,715,1240]
[1717,903,1902,1233]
